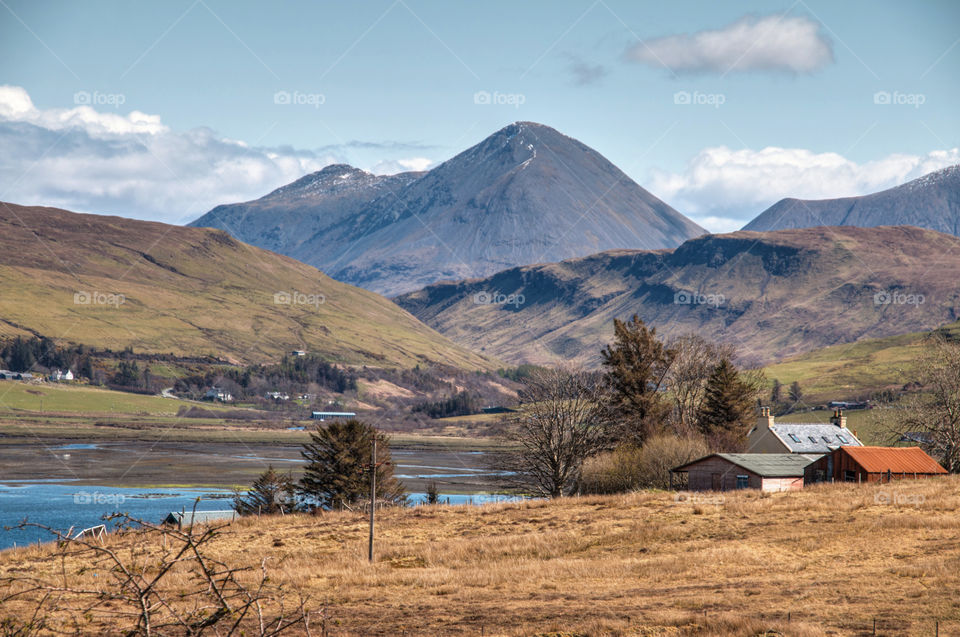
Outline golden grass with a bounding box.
[3,478,960,635]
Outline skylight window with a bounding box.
[788,434,802,443]
[837,434,848,443]
[809,436,818,443]
[822,436,832,443]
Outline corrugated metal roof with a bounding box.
[767,423,862,453]
[674,453,816,477]
[842,446,947,474]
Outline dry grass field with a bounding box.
[2,477,959,636]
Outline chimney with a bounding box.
[758,406,775,429]
[830,408,847,429]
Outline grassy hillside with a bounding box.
[397,226,960,367]
[2,478,958,635]
[0,202,494,370]
[0,380,227,416]
[764,320,960,403]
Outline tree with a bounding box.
[497,367,611,497]
[234,465,297,515]
[299,420,406,510]
[788,381,803,405]
[884,336,960,472]
[770,379,782,404]
[112,359,141,387]
[664,334,735,437]
[600,315,675,444]
[698,359,757,451]
[425,481,440,505]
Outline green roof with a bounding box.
[674,453,818,477]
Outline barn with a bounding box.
[804,446,947,484]
[671,453,818,492]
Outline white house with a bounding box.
[49,369,74,382]
[746,407,862,454]
[203,387,233,402]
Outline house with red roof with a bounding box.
[804,446,947,484]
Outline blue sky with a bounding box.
[1,0,958,230]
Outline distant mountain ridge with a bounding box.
[744,164,960,234]
[191,122,706,295]
[395,225,960,367]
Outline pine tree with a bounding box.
[233,465,296,515]
[698,359,756,451]
[600,314,675,444]
[298,420,406,510]
[770,379,782,404]
[788,381,803,404]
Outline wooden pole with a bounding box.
[369,436,376,563]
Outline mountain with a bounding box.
[743,165,960,234]
[191,122,706,295]
[394,226,960,367]
[0,201,495,369]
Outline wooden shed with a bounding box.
[671,453,817,492]
[804,446,947,484]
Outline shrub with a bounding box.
[581,434,709,494]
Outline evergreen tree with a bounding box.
[770,379,782,404]
[600,315,675,444]
[788,381,803,404]
[298,420,406,510]
[233,465,296,515]
[698,359,756,451]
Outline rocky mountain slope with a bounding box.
[744,165,960,235]
[395,226,960,367]
[192,122,706,295]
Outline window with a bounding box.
[809,436,818,443]
[837,434,848,443]
[844,470,857,482]
[788,434,802,443]
[822,436,832,443]
[736,475,749,489]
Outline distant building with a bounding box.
[291,350,307,357]
[163,510,236,529]
[804,446,947,484]
[311,411,356,421]
[265,391,290,401]
[672,453,817,492]
[203,387,233,402]
[1,371,33,381]
[746,408,862,454]
[49,369,74,382]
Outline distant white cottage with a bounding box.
[49,369,74,382]
[204,387,233,402]
[746,407,862,454]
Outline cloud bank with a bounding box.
[625,14,834,75]
[0,86,423,224]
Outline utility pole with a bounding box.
[369,436,376,562]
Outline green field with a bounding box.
[0,381,231,416]
[763,321,960,403]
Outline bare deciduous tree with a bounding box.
[497,367,611,497]
[883,335,960,472]
[664,335,735,436]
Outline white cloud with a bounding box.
[625,14,834,75]
[369,157,433,175]
[0,85,426,224]
[650,146,960,231]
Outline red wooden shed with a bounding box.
[804,446,947,484]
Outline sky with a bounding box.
[1,0,958,230]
